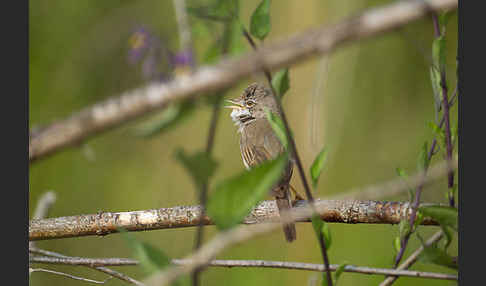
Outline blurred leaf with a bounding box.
[394,237,401,254]
[413,211,424,231]
[418,205,457,231]
[203,39,223,64]
[428,121,446,147]
[417,141,430,172]
[311,214,332,250]
[398,219,411,240]
[310,147,329,188]
[135,101,195,137]
[250,0,271,40]
[175,149,218,189]
[419,242,458,270]
[396,167,414,201]
[333,262,348,285]
[432,35,446,72]
[430,67,443,112]
[228,19,246,55]
[265,108,288,149]
[120,230,171,276]
[271,68,290,97]
[207,153,287,229]
[395,167,408,179]
[187,0,239,20]
[438,12,450,28]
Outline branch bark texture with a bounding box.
[30,199,439,241]
[29,0,457,162]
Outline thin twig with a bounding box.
[173,259,456,280]
[30,191,56,249]
[29,267,109,284]
[29,0,457,163]
[29,247,145,286]
[380,231,444,286]
[27,254,456,281]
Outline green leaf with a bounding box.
[120,230,171,275]
[418,205,457,231]
[311,214,332,250]
[203,39,223,64]
[438,12,450,28]
[398,219,411,240]
[265,108,288,149]
[250,0,271,40]
[271,69,290,98]
[428,121,446,148]
[394,237,401,254]
[310,147,329,188]
[207,154,287,229]
[417,141,430,172]
[228,19,246,55]
[175,149,218,189]
[395,167,407,179]
[419,242,458,270]
[432,35,446,72]
[135,101,195,137]
[334,262,348,285]
[430,66,443,112]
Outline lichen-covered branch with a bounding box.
[29,199,439,241]
[29,0,457,162]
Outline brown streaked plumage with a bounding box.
[227,83,296,242]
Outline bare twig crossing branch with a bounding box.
[29,0,457,162]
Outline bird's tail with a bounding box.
[275,186,297,243]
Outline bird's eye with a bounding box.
[246,100,255,107]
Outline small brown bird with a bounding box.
[226,82,296,242]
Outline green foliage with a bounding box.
[310,147,329,188]
[265,108,288,149]
[311,214,332,251]
[271,68,290,98]
[429,67,443,112]
[333,262,348,285]
[432,35,447,72]
[135,101,195,137]
[428,121,446,148]
[419,205,457,230]
[417,141,430,172]
[207,154,288,230]
[120,229,171,276]
[175,149,218,190]
[418,238,457,270]
[250,0,271,40]
[419,205,457,249]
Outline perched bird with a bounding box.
[226,82,296,242]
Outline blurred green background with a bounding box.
[29,1,458,285]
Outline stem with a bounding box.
[393,12,456,270]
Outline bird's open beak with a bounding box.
[225,99,245,110]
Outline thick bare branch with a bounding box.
[29,199,439,241]
[29,159,455,241]
[29,0,457,162]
